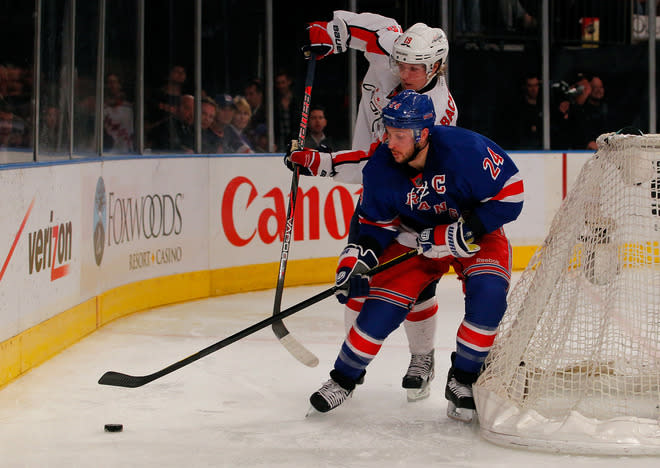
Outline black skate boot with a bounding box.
[445,353,478,423]
[309,369,357,413]
[401,350,435,402]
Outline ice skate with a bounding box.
[445,366,476,423]
[401,350,435,401]
[309,370,356,413]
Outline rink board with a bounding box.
[0,151,590,386]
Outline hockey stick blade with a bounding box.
[274,327,319,367]
[270,52,319,367]
[98,247,420,388]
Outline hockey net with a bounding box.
[474,132,660,455]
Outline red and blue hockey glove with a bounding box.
[335,243,378,304]
[302,18,350,60]
[418,218,481,259]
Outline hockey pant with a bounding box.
[333,230,511,382]
[345,207,438,355]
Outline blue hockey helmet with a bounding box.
[382,90,435,141]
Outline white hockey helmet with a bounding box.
[390,23,449,82]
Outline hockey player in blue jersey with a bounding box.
[305,90,524,422]
[288,13,457,402]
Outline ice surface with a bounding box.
[0,273,657,467]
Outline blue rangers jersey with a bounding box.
[357,125,524,254]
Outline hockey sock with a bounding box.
[404,297,438,355]
[343,299,363,336]
[455,319,498,374]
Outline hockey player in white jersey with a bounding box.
[285,11,458,402]
[296,11,457,181]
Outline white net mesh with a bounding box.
[474,133,660,455]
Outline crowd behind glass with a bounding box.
[0,0,657,163]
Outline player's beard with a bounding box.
[391,148,412,164]
[394,141,427,166]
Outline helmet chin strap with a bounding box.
[409,137,429,164]
[419,62,441,89]
[421,72,436,89]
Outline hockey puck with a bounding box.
[104,424,123,432]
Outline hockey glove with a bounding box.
[418,218,481,259]
[283,140,300,172]
[302,18,350,60]
[335,243,378,304]
[284,144,334,177]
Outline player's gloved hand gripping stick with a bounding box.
[417,218,481,259]
[284,144,334,177]
[334,244,378,304]
[303,17,350,59]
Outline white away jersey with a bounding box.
[331,10,458,184]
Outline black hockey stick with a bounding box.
[270,52,319,367]
[98,247,421,388]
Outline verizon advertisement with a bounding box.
[0,165,82,341]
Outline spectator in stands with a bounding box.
[4,64,31,122]
[550,73,591,149]
[231,95,254,151]
[274,70,300,151]
[252,124,270,153]
[244,78,266,134]
[307,105,334,150]
[103,73,134,152]
[200,96,222,153]
[39,105,62,152]
[148,93,194,153]
[210,94,251,154]
[0,64,7,98]
[550,92,574,150]
[575,75,610,150]
[567,73,593,149]
[0,98,28,148]
[572,74,592,106]
[455,0,482,48]
[634,0,660,14]
[497,0,537,33]
[74,76,98,151]
[0,104,13,147]
[510,73,542,149]
[146,64,187,133]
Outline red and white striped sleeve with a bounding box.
[479,173,525,205]
[333,10,402,58]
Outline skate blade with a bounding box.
[406,385,431,402]
[305,405,323,417]
[305,391,354,417]
[446,401,475,423]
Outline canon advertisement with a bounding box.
[209,157,362,269]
